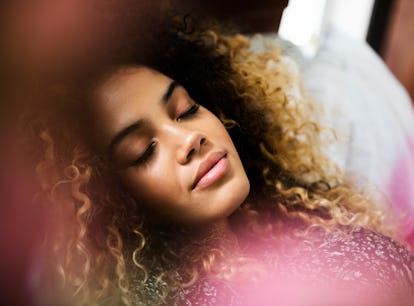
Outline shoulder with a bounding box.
[317,226,414,270]
[176,227,414,305]
[285,226,414,296]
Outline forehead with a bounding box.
[89,66,171,149]
[92,66,171,117]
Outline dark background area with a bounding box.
[382,0,414,101]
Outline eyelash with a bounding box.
[177,103,200,121]
[132,103,200,167]
[132,141,156,166]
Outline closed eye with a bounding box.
[131,141,156,167]
[177,104,200,121]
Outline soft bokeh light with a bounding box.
[279,0,375,57]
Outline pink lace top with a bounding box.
[174,227,414,306]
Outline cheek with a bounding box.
[120,164,184,211]
[211,120,238,150]
[210,115,233,138]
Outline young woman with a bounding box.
[31,18,414,305]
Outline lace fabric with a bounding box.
[176,227,414,306]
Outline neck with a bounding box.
[207,219,239,250]
[180,219,240,254]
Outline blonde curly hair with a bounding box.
[31,16,391,305]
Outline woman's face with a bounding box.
[89,66,250,225]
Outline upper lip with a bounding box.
[192,151,226,189]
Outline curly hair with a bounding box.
[31,16,392,305]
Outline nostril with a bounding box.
[200,138,206,145]
[187,148,195,160]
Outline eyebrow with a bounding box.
[107,80,179,159]
[162,80,179,104]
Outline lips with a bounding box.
[192,151,229,190]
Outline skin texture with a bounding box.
[89,66,250,225]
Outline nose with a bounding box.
[176,129,206,164]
